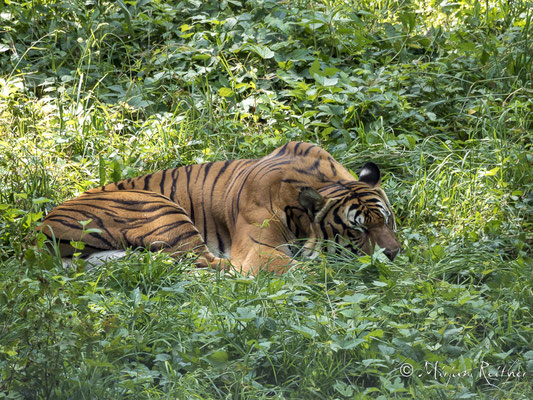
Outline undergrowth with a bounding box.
[0,0,532,398]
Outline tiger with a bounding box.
[39,141,400,274]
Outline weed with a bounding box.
[0,0,531,398]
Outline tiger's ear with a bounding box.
[358,162,381,187]
[298,187,325,217]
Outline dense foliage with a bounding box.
[0,0,531,398]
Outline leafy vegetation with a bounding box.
[1,0,532,398]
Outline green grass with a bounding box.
[1,0,532,398]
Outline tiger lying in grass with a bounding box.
[39,142,400,274]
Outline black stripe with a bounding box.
[232,163,258,223]
[45,214,116,249]
[249,235,278,250]
[44,216,87,230]
[160,169,167,196]
[302,144,314,156]
[212,160,231,189]
[184,165,195,223]
[143,220,190,237]
[202,162,214,185]
[143,173,153,190]
[63,201,122,215]
[50,210,119,248]
[233,158,289,214]
[333,208,345,226]
[118,229,136,248]
[310,160,320,171]
[318,221,330,240]
[195,163,206,184]
[103,210,120,218]
[169,168,180,202]
[166,230,201,248]
[87,231,115,248]
[292,142,302,155]
[255,159,293,181]
[137,206,188,223]
[71,199,177,214]
[280,178,305,185]
[274,143,289,157]
[69,210,117,243]
[226,161,256,224]
[216,226,226,255]
[73,196,144,206]
[329,160,338,176]
[210,160,231,210]
[201,162,214,244]
[210,161,233,237]
[294,168,313,176]
[359,197,382,203]
[226,160,254,195]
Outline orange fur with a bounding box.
[39,142,400,274]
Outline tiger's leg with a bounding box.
[38,190,228,270]
[228,219,295,275]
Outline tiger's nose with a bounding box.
[384,247,400,261]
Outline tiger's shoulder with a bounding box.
[256,141,354,184]
[264,142,335,162]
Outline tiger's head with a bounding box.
[298,162,401,261]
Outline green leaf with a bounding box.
[249,44,275,59]
[484,167,500,176]
[99,155,106,186]
[364,329,384,340]
[293,325,318,339]
[235,306,257,322]
[208,350,228,363]
[70,240,85,250]
[32,197,50,205]
[219,87,233,97]
[323,67,339,76]
[78,219,93,228]
[318,104,343,115]
[116,0,131,30]
[85,359,117,369]
[322,76,338,86]
[342,293,368,304]
[110,159,122,182]
[333,380,354,396]
[430,244,445,261]
[329,336,365,351]
[84,228,103,235]
[309,59,321,76]
[193,54,211,61]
